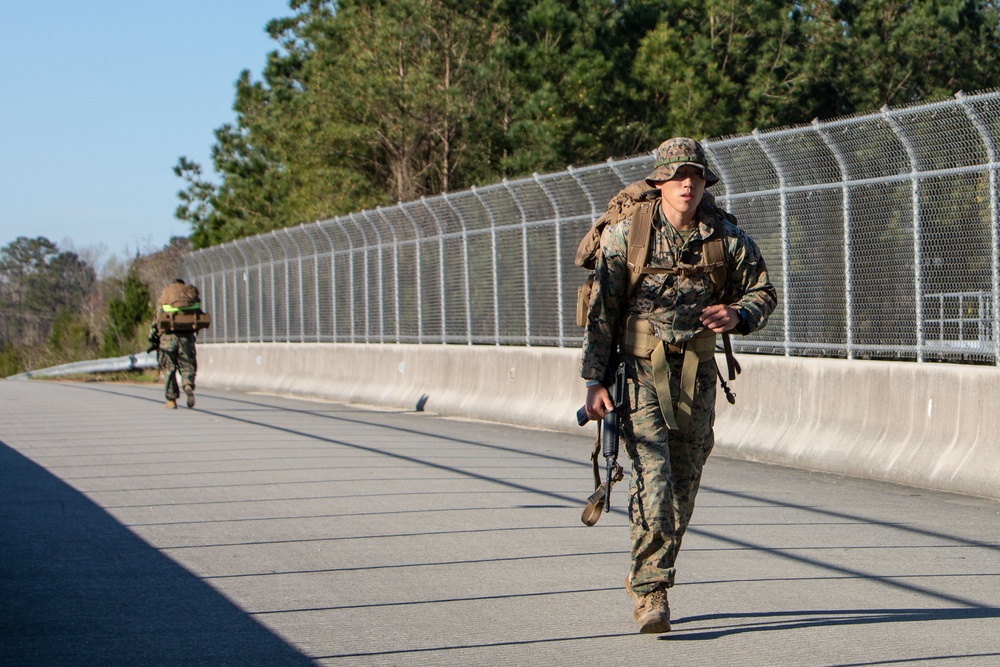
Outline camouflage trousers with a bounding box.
[622,351,716,596]
[160,333,197,400]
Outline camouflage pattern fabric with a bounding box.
[644,137,720,187]
[581,203,776,382]
[160,332,197,400]
[623,351,716,594]
[580,198,776,596]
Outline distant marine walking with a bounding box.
[148,278,211,409]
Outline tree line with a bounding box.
[0,236,186,377]
[5,0,999,375]
[175,0,1000,249]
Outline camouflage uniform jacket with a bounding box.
[580,200,777,381]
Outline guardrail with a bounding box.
[6,352,159,380]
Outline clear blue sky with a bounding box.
[0,1,293,266]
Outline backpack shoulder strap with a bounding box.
[702,237,727,298]
[625,201,655,298]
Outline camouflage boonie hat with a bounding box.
[645,137,720,187]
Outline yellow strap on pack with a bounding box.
[161,303,201,313]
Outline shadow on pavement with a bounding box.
[669,606,1000,641]
[0,441,315,667]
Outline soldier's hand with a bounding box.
[700,304,739,333]
[585,384,614,421]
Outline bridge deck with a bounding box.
[1,380,998,666]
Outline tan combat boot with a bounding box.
[165,399,177,409]
[185,388,195,408]
[626,573,671,634]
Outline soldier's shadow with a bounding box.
[667,606,1000,640]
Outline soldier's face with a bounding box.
[657,165,706,218]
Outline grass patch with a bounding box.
[35,369,162,384]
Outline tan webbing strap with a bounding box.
[581,436,624,526]
[650,341,681,432]
[702,238,726,289]
[623,317,716,433]
[625,202,655,296]
[621,321,659,358]
[675,331,718,432]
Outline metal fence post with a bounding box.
[231,243,252,343]
[315,224,337,342]
[282,229,306,342]
[302,225,322,343]
[345,213,371,344]
[534,172,565,346]
[420,198,447,344]
[701,143,735,212]
[956,91,1000,366]
[471,185,501,345]
[356,212,385,343]
[443,193,473,345]
[399,205,424,344]
[607,156,631,189]
[375,207,401,344]
[752,128,792,356]
[503,178,532,346]
[264,237,277,343]
[813,117,856,359]
[366,212,387,343]
[882,106,925,362]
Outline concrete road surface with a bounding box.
[1,380,999,666]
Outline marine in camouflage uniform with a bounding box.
[581,137,777,633]
[149,279,199,409]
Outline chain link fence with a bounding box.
[182,89,1000,365]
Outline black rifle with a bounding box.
[146,329,161,354]
[578,361,626,525]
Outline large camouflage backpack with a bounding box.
[574,181,737,328]
[156,281,211,334]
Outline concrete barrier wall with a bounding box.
[199,343,1000,501]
